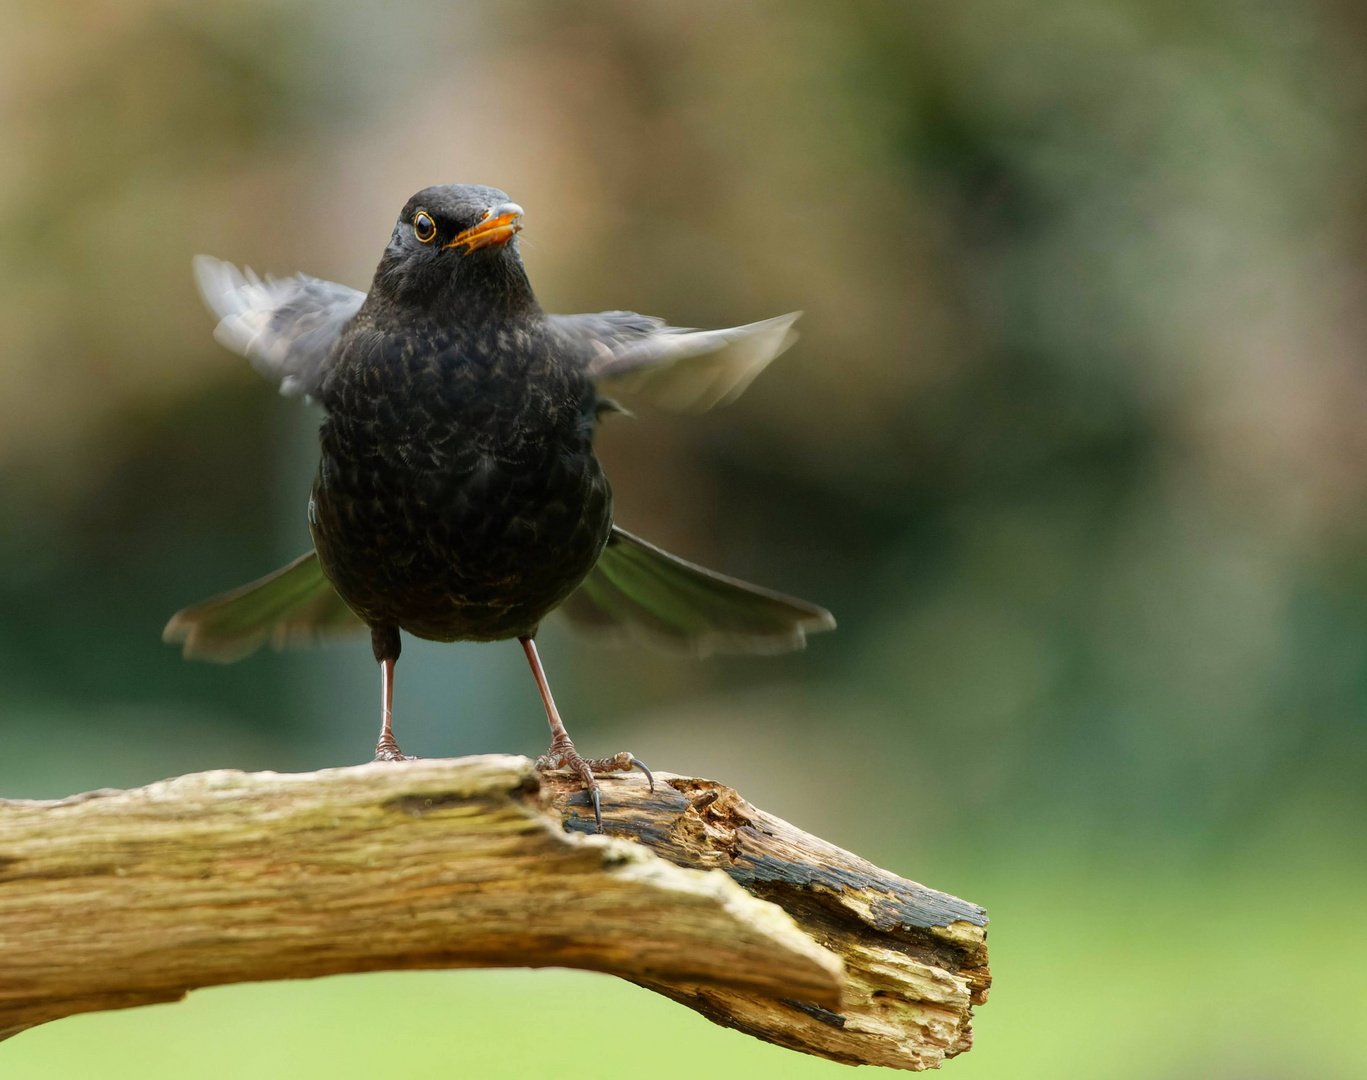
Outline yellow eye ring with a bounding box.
[413,212,437,243]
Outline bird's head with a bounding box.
[369,184,535,322]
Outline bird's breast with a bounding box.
[309,326,612,640]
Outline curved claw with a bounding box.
[629,757,655,792]
[590,784,603,832]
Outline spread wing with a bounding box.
[193,255,365,398]
[164,550,366,663]
[556,526,834,656]
[549,310,801,412]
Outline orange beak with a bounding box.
[443,203,524,254]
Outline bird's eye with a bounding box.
[413,212,437,243]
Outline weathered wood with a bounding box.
[0,755,988,1070]
[546,772,990,1069]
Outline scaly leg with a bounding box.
[520,636,652,830]
[372,625,414,761]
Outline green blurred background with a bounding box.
[4,0,1366,1075]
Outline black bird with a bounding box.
[165,184,833,825]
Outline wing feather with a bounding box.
[556,526,833,656]
[549,310,801,412]
[163,550,366,663]
[193,255,365,398]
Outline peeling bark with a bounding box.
[0,755,988,1070]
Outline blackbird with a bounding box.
[165,183,833,825]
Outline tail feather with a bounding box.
[164,550,366,663]
[556,527,834,656]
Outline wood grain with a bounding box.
[0,755,988,1070]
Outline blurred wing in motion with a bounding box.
[556,526,834,655]
[193,255,365,397]
[550,310,801,412]
[164,550,366,663]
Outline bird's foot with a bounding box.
[373,733,417,762]
[535,738,654,831]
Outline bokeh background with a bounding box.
[4,0,1366,1076]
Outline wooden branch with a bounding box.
[0,755,989,1071]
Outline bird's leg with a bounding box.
[520,636,652,830]
[372,626,415,762]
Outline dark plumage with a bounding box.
[166,183,833,824]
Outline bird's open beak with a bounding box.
[443,203,523,254]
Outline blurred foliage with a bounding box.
[2,0,1366,1074]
